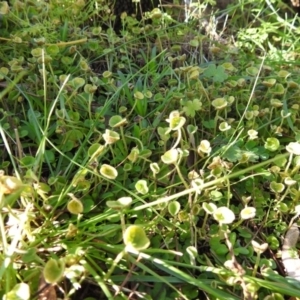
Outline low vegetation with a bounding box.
[1,0,300,299]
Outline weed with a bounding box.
[1,0,300,299]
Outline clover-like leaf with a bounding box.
[43,258,65,284]
[212,98,227,110]
[287,81,299,89]
[262,78,276,87]
[270,83,285,95]
[84,84,98,94]
[222,62,236,72]
[150,163,160,175]
[213,206,235,224]
[31,48,43,58]
[219,122,231,132]
[46,44,59,56]
[70,77,85,89]
[188,69,199,80]
[0,67,9,80]
[123,225,150,251]
[92,27,102,35]
[157,127,170,141]
[168,201,181,216]
[124,163,132,171]
[203,64,228,82]
[189,39,199,47]
[127,147,139,163]
[80,59,90,71]
[188,170,199,180]
[202,202,217,214]
[182,99,202,117]
[102,129,120,145]
[67,193,83,214]
[284,177,297,186]
[103,70,112,78]
[209,190,223,201]
[109,115,127,128]
[251,240,268,254]
[270,99,283,108]
[149,7,163,19]
[264,137,280,152]
[134,91,144,100]
[100,164,118,180]
[240,207,256,220]
[246,66,259,76]
[161,149,178,164]
[277,70,290,78]
[187,124,198,134]
[166,111,186,130]
[135,180,149,195]
[88,143,105,158]
[247,130,258,140]
[197,140,212,154]
[269,181,285,193]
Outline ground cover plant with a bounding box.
[1,0,300,299]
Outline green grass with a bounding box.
[1,0,300,299]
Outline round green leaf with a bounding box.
[46,44,60,56]
[100,164,118,180]
[102,129,120,145]
[123,225,150,251]
[135,180,149,195]
[202,202,217,214]
[20,156,35,168]
[166,111,186,130]
[213,207,235,224]
[127,147,139,163]
[103,70,112,78]
[88,143,105,158]
[189,39,199,47]
[269,181,285,193]
[264,138,280,152]
[134,91,144,100]
[109,115,127,128]
[43,258,65,284]
[209,190,223,201]
[161,149,178,165]
[150,163,160,175]
[219,122,231,132]
[168,201,180,216]
[71,77,85,89]
[197,140,212,154]
[240,207,256,220]
[246,66,259,76]
[67,197,83,215]
[31,48,43,57]
[212,98,227,110]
